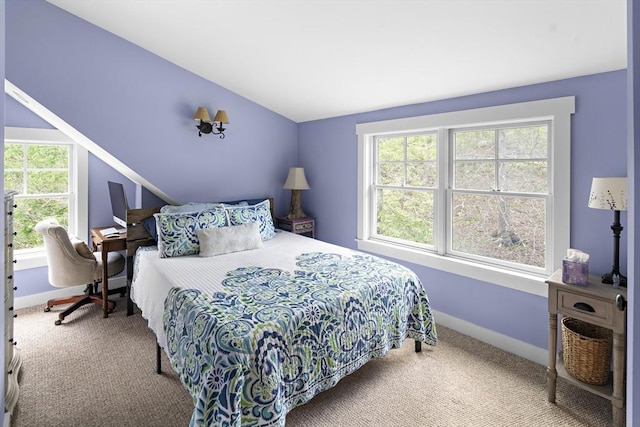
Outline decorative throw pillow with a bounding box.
[70,238,96,260]
[154,206,229,258]
[224,199,275,241]
[196,222,263,257]
[160,202,225,214]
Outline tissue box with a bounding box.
[562,259,589,286]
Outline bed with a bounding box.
[126,198,437,426]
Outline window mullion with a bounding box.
[438,127,448,256]
[22,144,28,194]
[494,129,499,191]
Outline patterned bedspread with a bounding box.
[163,251,437,426]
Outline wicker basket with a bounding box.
[561,317,613,385]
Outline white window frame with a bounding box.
[356,97,575,297]
[4,127,88,270]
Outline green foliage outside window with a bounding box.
[375,134,436,246]
[376,188,434,245]
[451,193,546,268]
[4,143,71,250]
[374,124,549,270]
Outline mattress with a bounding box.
[131,230,357,349]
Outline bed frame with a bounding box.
[123,196,421,375]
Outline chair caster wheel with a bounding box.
[44,306,51,312]
[54,319,62,326]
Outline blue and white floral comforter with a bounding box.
[162,251,437,426]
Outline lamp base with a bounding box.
[602,271,627,287]
[286,189,307,220]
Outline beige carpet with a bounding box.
[10,302,613,426]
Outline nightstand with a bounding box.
[275,216,315,238]
[546,269,627,427]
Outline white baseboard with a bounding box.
[432,309,547,366]
[14,277,127,310]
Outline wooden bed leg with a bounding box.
[156,343,162,374]
[415,340,422,353]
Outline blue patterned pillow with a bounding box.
[225,199,275,241]
[160,202,224,214]
[154,207,229,257]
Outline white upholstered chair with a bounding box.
[34,218,126,325]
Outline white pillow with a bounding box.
[224,199,276,241]
[196,222,263,257]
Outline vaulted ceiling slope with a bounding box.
[47,0,627,123]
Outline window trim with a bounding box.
[356,97,575,297]
[4,127,88,271]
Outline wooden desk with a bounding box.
[546,269,627,426]
[90,227,126,318]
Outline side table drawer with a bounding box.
[293,222,313,232]
[557,290,613,327]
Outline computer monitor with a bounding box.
[108,181,129,228]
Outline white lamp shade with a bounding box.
[588,177,627,211]
[283,167,310,190]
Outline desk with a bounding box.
[90,227,126,318]
[546,269,627,426]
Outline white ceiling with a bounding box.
[47,0,627,123]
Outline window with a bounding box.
[356,97,575,296]
[4,127,88,270]
[374,132,437,248]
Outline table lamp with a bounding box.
[588,177,628,286]
[284,167,310,219]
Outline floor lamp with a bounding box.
[588,177,628,286]
[284,167,310,219]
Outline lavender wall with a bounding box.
[6,0,298,206]
[298,70,627,351]
[5,96,53,129]
[5,0,298,297]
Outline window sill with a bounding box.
[13,251,48,271]
[356,239,547,297]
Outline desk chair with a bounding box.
[35,219,126,325]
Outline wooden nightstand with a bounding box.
[275,216,315,238]
[546,269,627,426]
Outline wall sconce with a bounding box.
[193,107,229,139]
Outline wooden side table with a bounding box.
[90,227,126,318]
[275,216,315,238]
[546,269,627,427]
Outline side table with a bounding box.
[546,269,627,426]
[275,216,315,238]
